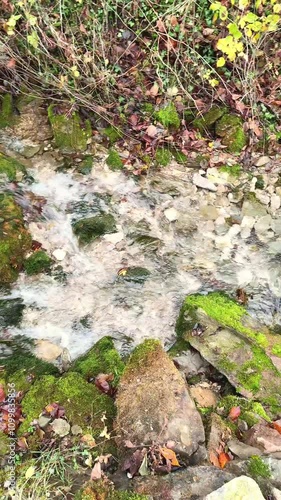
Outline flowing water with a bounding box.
[1,131,281,360]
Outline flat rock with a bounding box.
[227,438,262,459]
[244,423,281,454]
[132,466,235,499]
[205,475,265,500]
[242,199,267,218]
[193,173,217,192]
[189,386,218,408]
[35,339,63,362]
[115,340,205,461]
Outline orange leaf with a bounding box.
[209,451,220,467]
[160,446,180,466]
[228,406,241,421]
[273,422,281,435]
[218,452,231,469]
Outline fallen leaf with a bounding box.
[98,454,112,465]
[122,449,146,476]
[166,86,178,97]
[218,452,231,468]
[146,82,159,97]
[169,15,178,27]
[6,58,16,69]
[0,385,6,402]
[228,406,241,421]
[17,436,28,450]
[90,461,102,480]
[209,451,220,467]
[160,446,180,466]
[81,434,96,448]
[156,19,165,32]
[129,114,139,127]
[25,466,36,480]
[273,421,281,435]
[146,125,158,138]
[99,425,110,440]
[139,453,149,476]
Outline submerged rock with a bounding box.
[177,292,281,415]
[48,104,91,152]
[0,152,27,182]
[115,340,205,461]
[73,213,117,244]
[117,266,151,284]
[205,475,265,500]
[0,298,25,328]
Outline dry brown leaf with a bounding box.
[273,421,281,435]
[209,451,220,467]
[81,434,96,448]
[156,19,165,32]
[159,446,180,466]
[90,461,102,480]
[146,125,158,137]
[146,82,159,97]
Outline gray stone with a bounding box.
[245,424,281,454]
[271,195,281,211]
[205,476,265,500]
[131,466,235,499]
[51,418,70,437]
[242,199,267,218]
[116,341,205,460]
[193,173,217,192]
[38,415,52,429]
[271,487,281,500]
[272,218,281,235]
[227,439,263,459]
[254,215,272,234]
[262,458,281,488]
[268,239,281,255]
[173,350,209,378]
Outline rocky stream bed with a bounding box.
[0,96,281,499]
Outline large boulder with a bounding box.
[115,340,205,461]
[205,476,265,500]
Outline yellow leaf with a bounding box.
[25,466,36,480]
[99,426,110,439]
[160,446,180,466]
[217,57,226,67]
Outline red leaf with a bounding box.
[0,385,6,403]
[273,421,281,435]
[218,452,231,469]
[228,406,241,421]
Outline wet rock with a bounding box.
[48,104,91,153]
[172,349,209,378]
[193,106,227,133]
[52,248,66,261]
[177,292,281,412]
[227,438,262,459]
[13,98,52,142]
[35,340,63,363]
[164,207,179,222]
[132,466,235,499]
[51,418,70,437]
[256,191,270,205]
[244,423,281,454]
[73,213,117,244]
[205,476,265,500]
[21,144,41,159]
[268,239,281,255]
[260,457,281,488]
[24,250,52,275]
[254,215,272,234]
[189,385,218,408]
[118,267,151,284]
[242,198,267,218]
[193,173,217,192]
[271,194,281,211]
[241,215,256,229]
[0,298,24,328]
[115,340,205,460]
[0,151,27,182]
[208,413,232,459]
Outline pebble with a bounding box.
[52,249,66,261]
[193,173,217,192]
[254,215,272,234]
[254,155,270,167]
[241,215,255,229]
[164,207,179,222]
[255,191,270,205]
[35,340,63,362]
[205,476,265,500]
[271,194,281,211]
[103,232,124,244]
[215,216,225,226]
[240,227,251,239]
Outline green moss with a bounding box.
[182,292,268,347]
[75,481,149,500]
[24,250,52,275]
[117,266,151,283]
[142,102,154,114]
[255,175,265,190]
[217,355,237,372]
[0,94,14,128]
[172,149,188,164]
[106,149,123,170]
[76,156,93,175]
[248,456,271,479]
[155,147,172,167]
[0,152,26,182]
[0,298,24,327]
[73,213,116,244]
[272,344,281,357]
[0,194,32,283]
[217,395,271,427]
[216,114,246,153]
[124,339,161,375]
[237,345,278,394]
[48,104,91,153]
[193,106,227,133]
[168,338,190,357]
[102,126,123,145]
[72,336,125,386]
[219,164,241,178]
[156,103,180,129]
[20,372,115,435]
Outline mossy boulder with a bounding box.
[23,250,52,275]
[73,213,117,244]
[0,94,14,128]
[155,147,172,167]
[117,266,151,284]
[0,298,25,328]
[72,336,125,386]
[75,480,149,500]
[20,371,115,435]
[178,292,281,415]
[0,152,27,182]
[106,149,123,170]
[48,105,92,153]
[217,395,271,428]
[216,114,246,153]
[193,106,227,133]
[155,103,180,129]
[0,194,32,283]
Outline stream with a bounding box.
[1,129,281,361]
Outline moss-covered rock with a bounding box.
[0,298,25,328]
[248,456,271,479]
[23,250,52,275]
[20,372,115,435]
[72,336,125,386]
[216,114,246,153]
[155,147,172,167]
[76,156,93,175]
[0,152,27,182]
[217,395,271,428]
[75,480,149,500]
[156,103,180,129]
[0,193,32,283]
[73,213,117,244]
[117,266,151,284]
[193,106,227,133]
[102,126,123,145]
[0,94,14,128]
[177,292,281,414]
[48,105,91,153]
[106,149,123,170]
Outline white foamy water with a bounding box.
[2,146,281,358]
